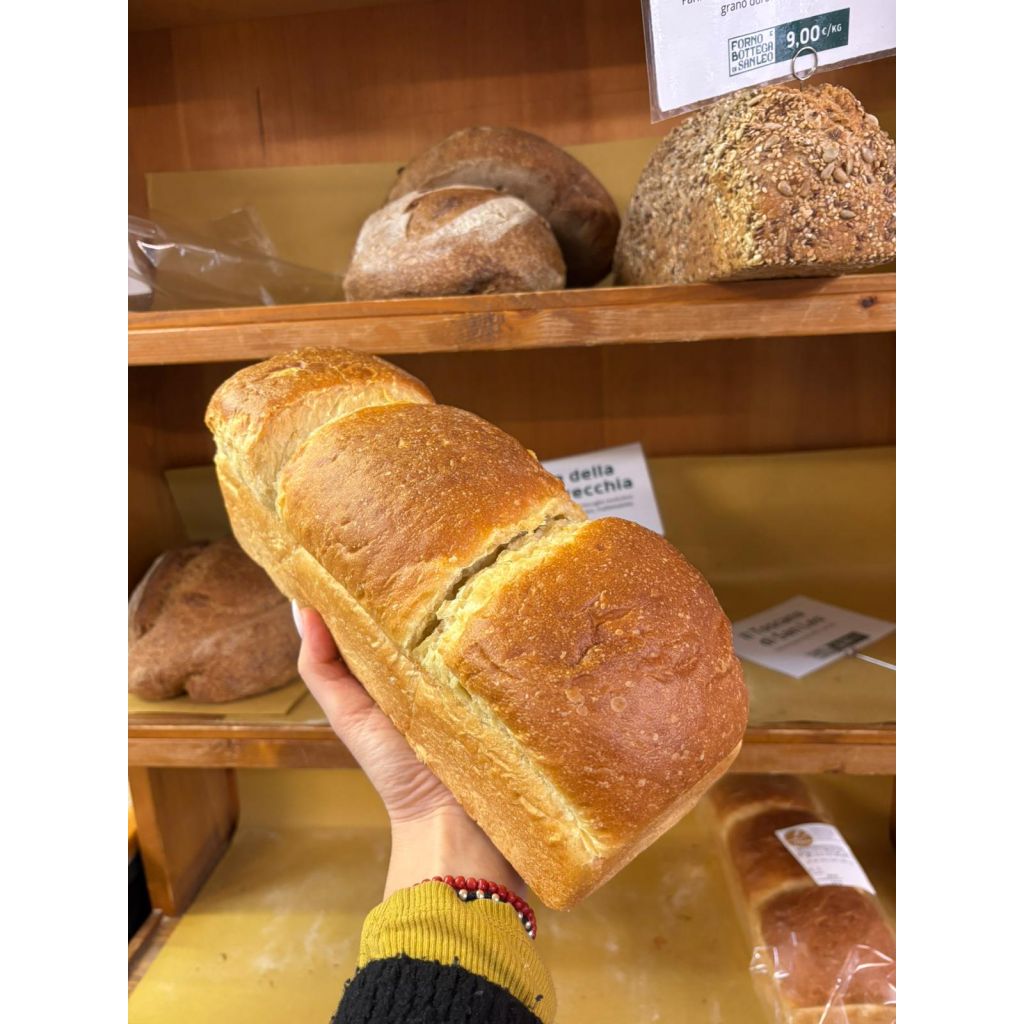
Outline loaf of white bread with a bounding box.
[206,348,748,908]
[710,775,895,1023]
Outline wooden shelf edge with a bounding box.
[129,722,895,774]
[129,912,177,994]
[128,273,895,364]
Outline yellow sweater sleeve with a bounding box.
[357,881,556,1023]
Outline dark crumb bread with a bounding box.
[128,538,299,703]
[615,83,896,284]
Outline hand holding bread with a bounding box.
[206,347,748,908]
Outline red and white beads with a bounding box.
[424,875,537,939]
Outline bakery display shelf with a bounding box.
[128,716,894,774]
[127,273,895,366]
[128,769,895,1023]
[131,446,895,775]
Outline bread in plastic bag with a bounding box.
[710,775,895,1023]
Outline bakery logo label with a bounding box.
[641,0,894,120]
[729,10,851,78]
[775,822,876,893]
[783,827,814,848]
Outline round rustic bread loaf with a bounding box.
[128,539,299,703]
[387,126,620,287]
[615,83,896,285]
[343,185,566,300]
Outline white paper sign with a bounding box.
[542,443,665,535]
[642,0,895,120]
[775,822,876,893]
[731,596,894,679]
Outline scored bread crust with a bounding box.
[343,186,566,300]
[615,83,896,285]
[710,775,896,1022]
[207,348,748,909]
[421,518,746,846]
[279,403,582,650]
[387,126,621,287]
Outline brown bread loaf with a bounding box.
[615,84,896,285]
[344,185,565,300]
[128,538,299,703]
[710,775,896,1023]
[206,347,748,909]
[388,126,620,286]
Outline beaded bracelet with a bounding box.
[423,875,537,939]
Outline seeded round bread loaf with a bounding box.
[387,126,620,287]
[615,83,896,285]
[710,775,896,1023]
[128,538,299,703]
[344,185,565,300]
[206,347,748,909]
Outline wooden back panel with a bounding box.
[129,0,895,211]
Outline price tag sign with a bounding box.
[731,596,894,678]
[542,443,665,535]
[642,0,895,121]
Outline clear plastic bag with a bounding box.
[751,938,896,1023]
[128,208,344,310]
[710,775,895,1023]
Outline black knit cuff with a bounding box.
[333,954,546,1024]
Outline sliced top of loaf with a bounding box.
[279,402,583,649]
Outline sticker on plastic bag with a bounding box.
[775,822,876,893]
[641,0,895,121]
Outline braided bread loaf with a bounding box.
[206,348,747,909]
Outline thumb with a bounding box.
[294,606,384,742]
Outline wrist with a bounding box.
[384,805,521,899]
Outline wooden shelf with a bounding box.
[130,447,895,777]
[128,771,895,1020]
[127,273,895,365]
[128,718,894,774]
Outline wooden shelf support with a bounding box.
[128,766,239,916]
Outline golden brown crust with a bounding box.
[711,774,895,1019]
[207,348,750,908]
[761,886,896,1011]
[343,186,566,300]
[726,807,818,906]
[425,517,747,844]
[279,403,582,649]
[710,774,816,832]
[205,347,433,509]
[615,84,896,285]
[127,538,299,702]
[388,126,620,286]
